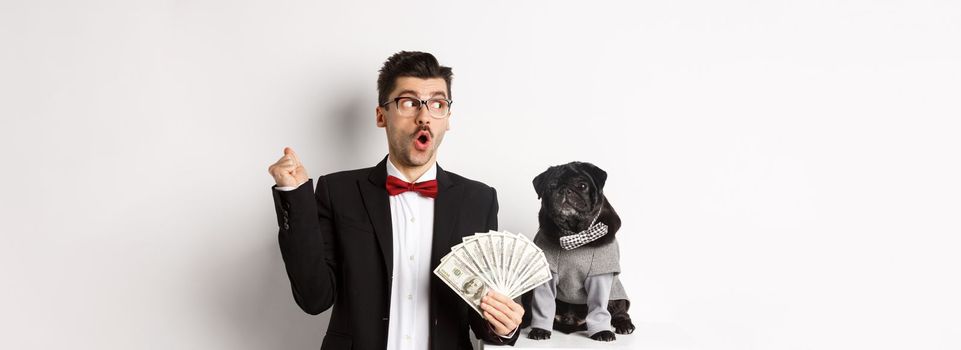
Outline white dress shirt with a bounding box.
[276,158,513,348]
[383,158,435,350]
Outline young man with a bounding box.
[268,51,523,349]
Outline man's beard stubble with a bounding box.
[389,124,436,168]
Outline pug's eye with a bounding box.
[577,182,588,191]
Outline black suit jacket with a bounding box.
[271,156,520,349]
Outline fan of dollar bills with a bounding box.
[433,230,552,315]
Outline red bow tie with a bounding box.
[386,175,438,198]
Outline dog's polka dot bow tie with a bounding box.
[559,222,609,250]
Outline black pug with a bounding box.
[521,161,635,341]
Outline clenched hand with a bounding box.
[268,147,309,187]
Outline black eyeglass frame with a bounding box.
[379,96,453,118]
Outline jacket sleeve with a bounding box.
[468,187,521,345]
[272,177,339,315]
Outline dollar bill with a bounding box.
[433,253,490,316]
[438,230,552,309]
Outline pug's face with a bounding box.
[533,162,608,234]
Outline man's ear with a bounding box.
[577,162,608,191]
[532,166,554,199]
[376,106,386,128]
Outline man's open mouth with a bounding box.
[413,130,431,151]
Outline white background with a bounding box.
[2,0,959,349]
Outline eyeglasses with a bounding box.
[380,96,452,119]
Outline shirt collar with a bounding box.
[386,156,437,183]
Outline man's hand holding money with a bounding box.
[481,290,524,336]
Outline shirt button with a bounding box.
[405,334,411,341]
[407,294,412,300]
[409,255,414,261]
[410,217,416,223]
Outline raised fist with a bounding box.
[268,147,309,188]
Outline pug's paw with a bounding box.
[590,330,616,341]
[613,318,635,334]
[527,328,552,340]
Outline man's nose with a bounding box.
[415,105,431,125]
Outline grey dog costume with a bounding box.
[530,231,628,335]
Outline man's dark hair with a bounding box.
[377,51,453,108]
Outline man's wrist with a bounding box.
[275,179,308,191]
[488,322,518,339]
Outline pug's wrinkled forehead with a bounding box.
[533,161,608,199]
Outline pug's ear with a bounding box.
[579,162,608,190]
[532,167,554,199]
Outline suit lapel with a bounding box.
[431,163,462,269]
[360,156,393,280]
[429,164,461,349]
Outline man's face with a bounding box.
[376,77,450,169]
